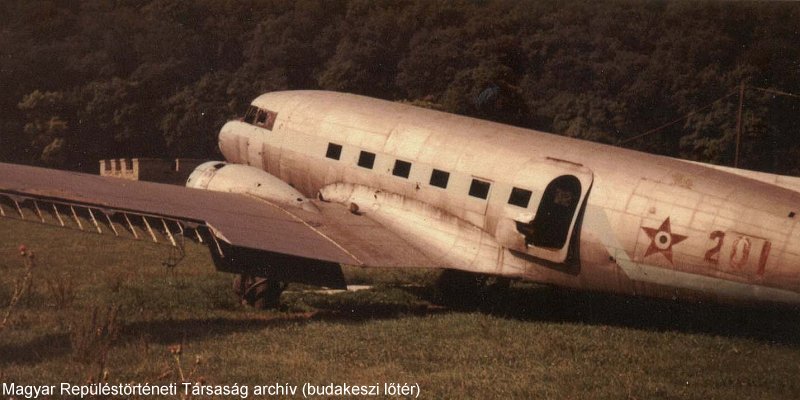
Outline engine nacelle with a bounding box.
[186,161,318,212]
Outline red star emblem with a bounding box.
[641,217,688,264]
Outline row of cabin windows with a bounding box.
[325,142,533,208]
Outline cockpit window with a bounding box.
[243,105,278,131]
[243,105,258,124]
[256,110,268,125]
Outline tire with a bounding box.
[250,280,286,310]
[233,275,286,309]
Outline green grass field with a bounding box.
[2,218,800,399]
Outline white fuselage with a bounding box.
[218,91,800,304]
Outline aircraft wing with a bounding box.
[0,162,436,268]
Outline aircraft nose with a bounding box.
[218,121,238,162]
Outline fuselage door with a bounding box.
[499,158,593,263]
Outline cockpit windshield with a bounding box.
[242,105,278,130]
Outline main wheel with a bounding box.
[233,274,287,309]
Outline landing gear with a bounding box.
[233,274,287,309]
[435,269,510,311]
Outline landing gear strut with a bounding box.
[233,274,287,309]
[209,241,345,310]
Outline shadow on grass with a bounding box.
[5,285,797,366]
[119,302,447,345]
[287,284,800,347]
[482,284,800,346]
[0,333,71,366]
[120,316,301,344]
[0,317,302,366]
[0,300,444,365]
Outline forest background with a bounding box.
[1,0,798,175]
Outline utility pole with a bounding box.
[734,81,745,168]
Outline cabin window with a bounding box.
[469,178,491,199]
[393,160,412,178]
[430,169,450,188]
[326,143,342,160]
[358,151,376,169]
[508,187,532,208]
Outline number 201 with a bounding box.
[704,231,770,276]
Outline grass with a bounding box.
[1,217,800,399]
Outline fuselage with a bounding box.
[218,90,800,304]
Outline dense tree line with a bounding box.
[1,0,799,174]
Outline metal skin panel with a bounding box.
[5,90,800,305]
[236,90,800,304]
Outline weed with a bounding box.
[69,305,121,381]
[44,273,76,309]
[166,342,205,400]
[0,244,35,333]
